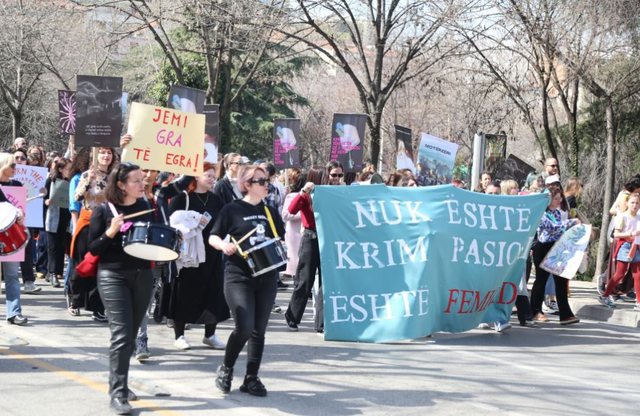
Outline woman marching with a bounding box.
[599,193,640,310]
[88,162,156,414]
[70,147,117,321]
[284,161,344,333]
[530,184,581,325]
[163,161,230,350]
[0,153,29,325]
[43,158,73,289]
[208,165,285,397]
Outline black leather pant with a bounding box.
[223,269,277,376]
[286,229,323,331]
[531,241,574,320]
[97,267,153,398]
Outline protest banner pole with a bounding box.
[471,131,485,191]
[92,147,98,170]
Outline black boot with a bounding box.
[215,364,233,393]
[110,397,132,415]
[239,375,267,397]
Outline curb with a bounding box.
[570,299,640,328]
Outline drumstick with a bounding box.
[235,227,258,246]
[231,236,247,259]
[26,193,46,202]
[122,209,155,220]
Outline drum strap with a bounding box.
[264,206,279,239]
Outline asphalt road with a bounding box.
[1,281,639,416]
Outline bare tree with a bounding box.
[506,0,640,279]
[277,0,465,165]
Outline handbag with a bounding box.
[76,251,100,278]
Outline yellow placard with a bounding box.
[122,102,205,176]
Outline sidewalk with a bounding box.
[568,280,640,328]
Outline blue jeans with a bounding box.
[2,262,22,319]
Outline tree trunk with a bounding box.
[12,110,21,140]
[594,98,616,281]
[368,108,383,168]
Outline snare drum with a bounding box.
[244,238,287,277]
[0,202,29,256]
[123,222,181,261]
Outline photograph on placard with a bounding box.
[330,113,366,173]
[203,104,219,163]
[58,90,76,134]
[168,85,206,114]
[395,125,415,173]
[274,119,301,169]
[75,75,123,147]
[416,133,459,186]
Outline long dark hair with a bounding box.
[307,167,324,186]
[105,162,140,204]
[50,157,71,181]
[70,147,91,177]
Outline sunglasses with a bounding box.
[329,173,344,178]
[249,178,269,186]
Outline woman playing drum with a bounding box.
[0,152,28,325]
[87,162,156,415]
[208,165,285,397]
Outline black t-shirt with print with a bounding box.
[210,199,285,276]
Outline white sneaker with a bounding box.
[494,321,512,333]
[202,334,226,349]
[174,335,191,350]
[477,323,491,329]
[23,282,42,294]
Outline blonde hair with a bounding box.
[0,152,15,172]
[500,179,519,195]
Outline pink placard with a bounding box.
[1,186,27,262]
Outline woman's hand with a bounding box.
[16,209,25,226]
[120,134,132,148]
[222,242,237,256]
[106,214,125,238]
[301,182,315,194]
[44,199,50,206]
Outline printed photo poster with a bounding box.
[75,75,123,147]
[330,113,366,173]
[541,224,592,279]
[203,104,220,164]
[12,165,47,228]
[416,133,459,186]
[122,102,205,176]
[273,119,301,169]
[168,85,206,114]
[0,186,27,262]
[395,125,415,173]
[494,154,536,188]
[58,90,76,134]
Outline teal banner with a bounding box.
[314,185,548,342]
